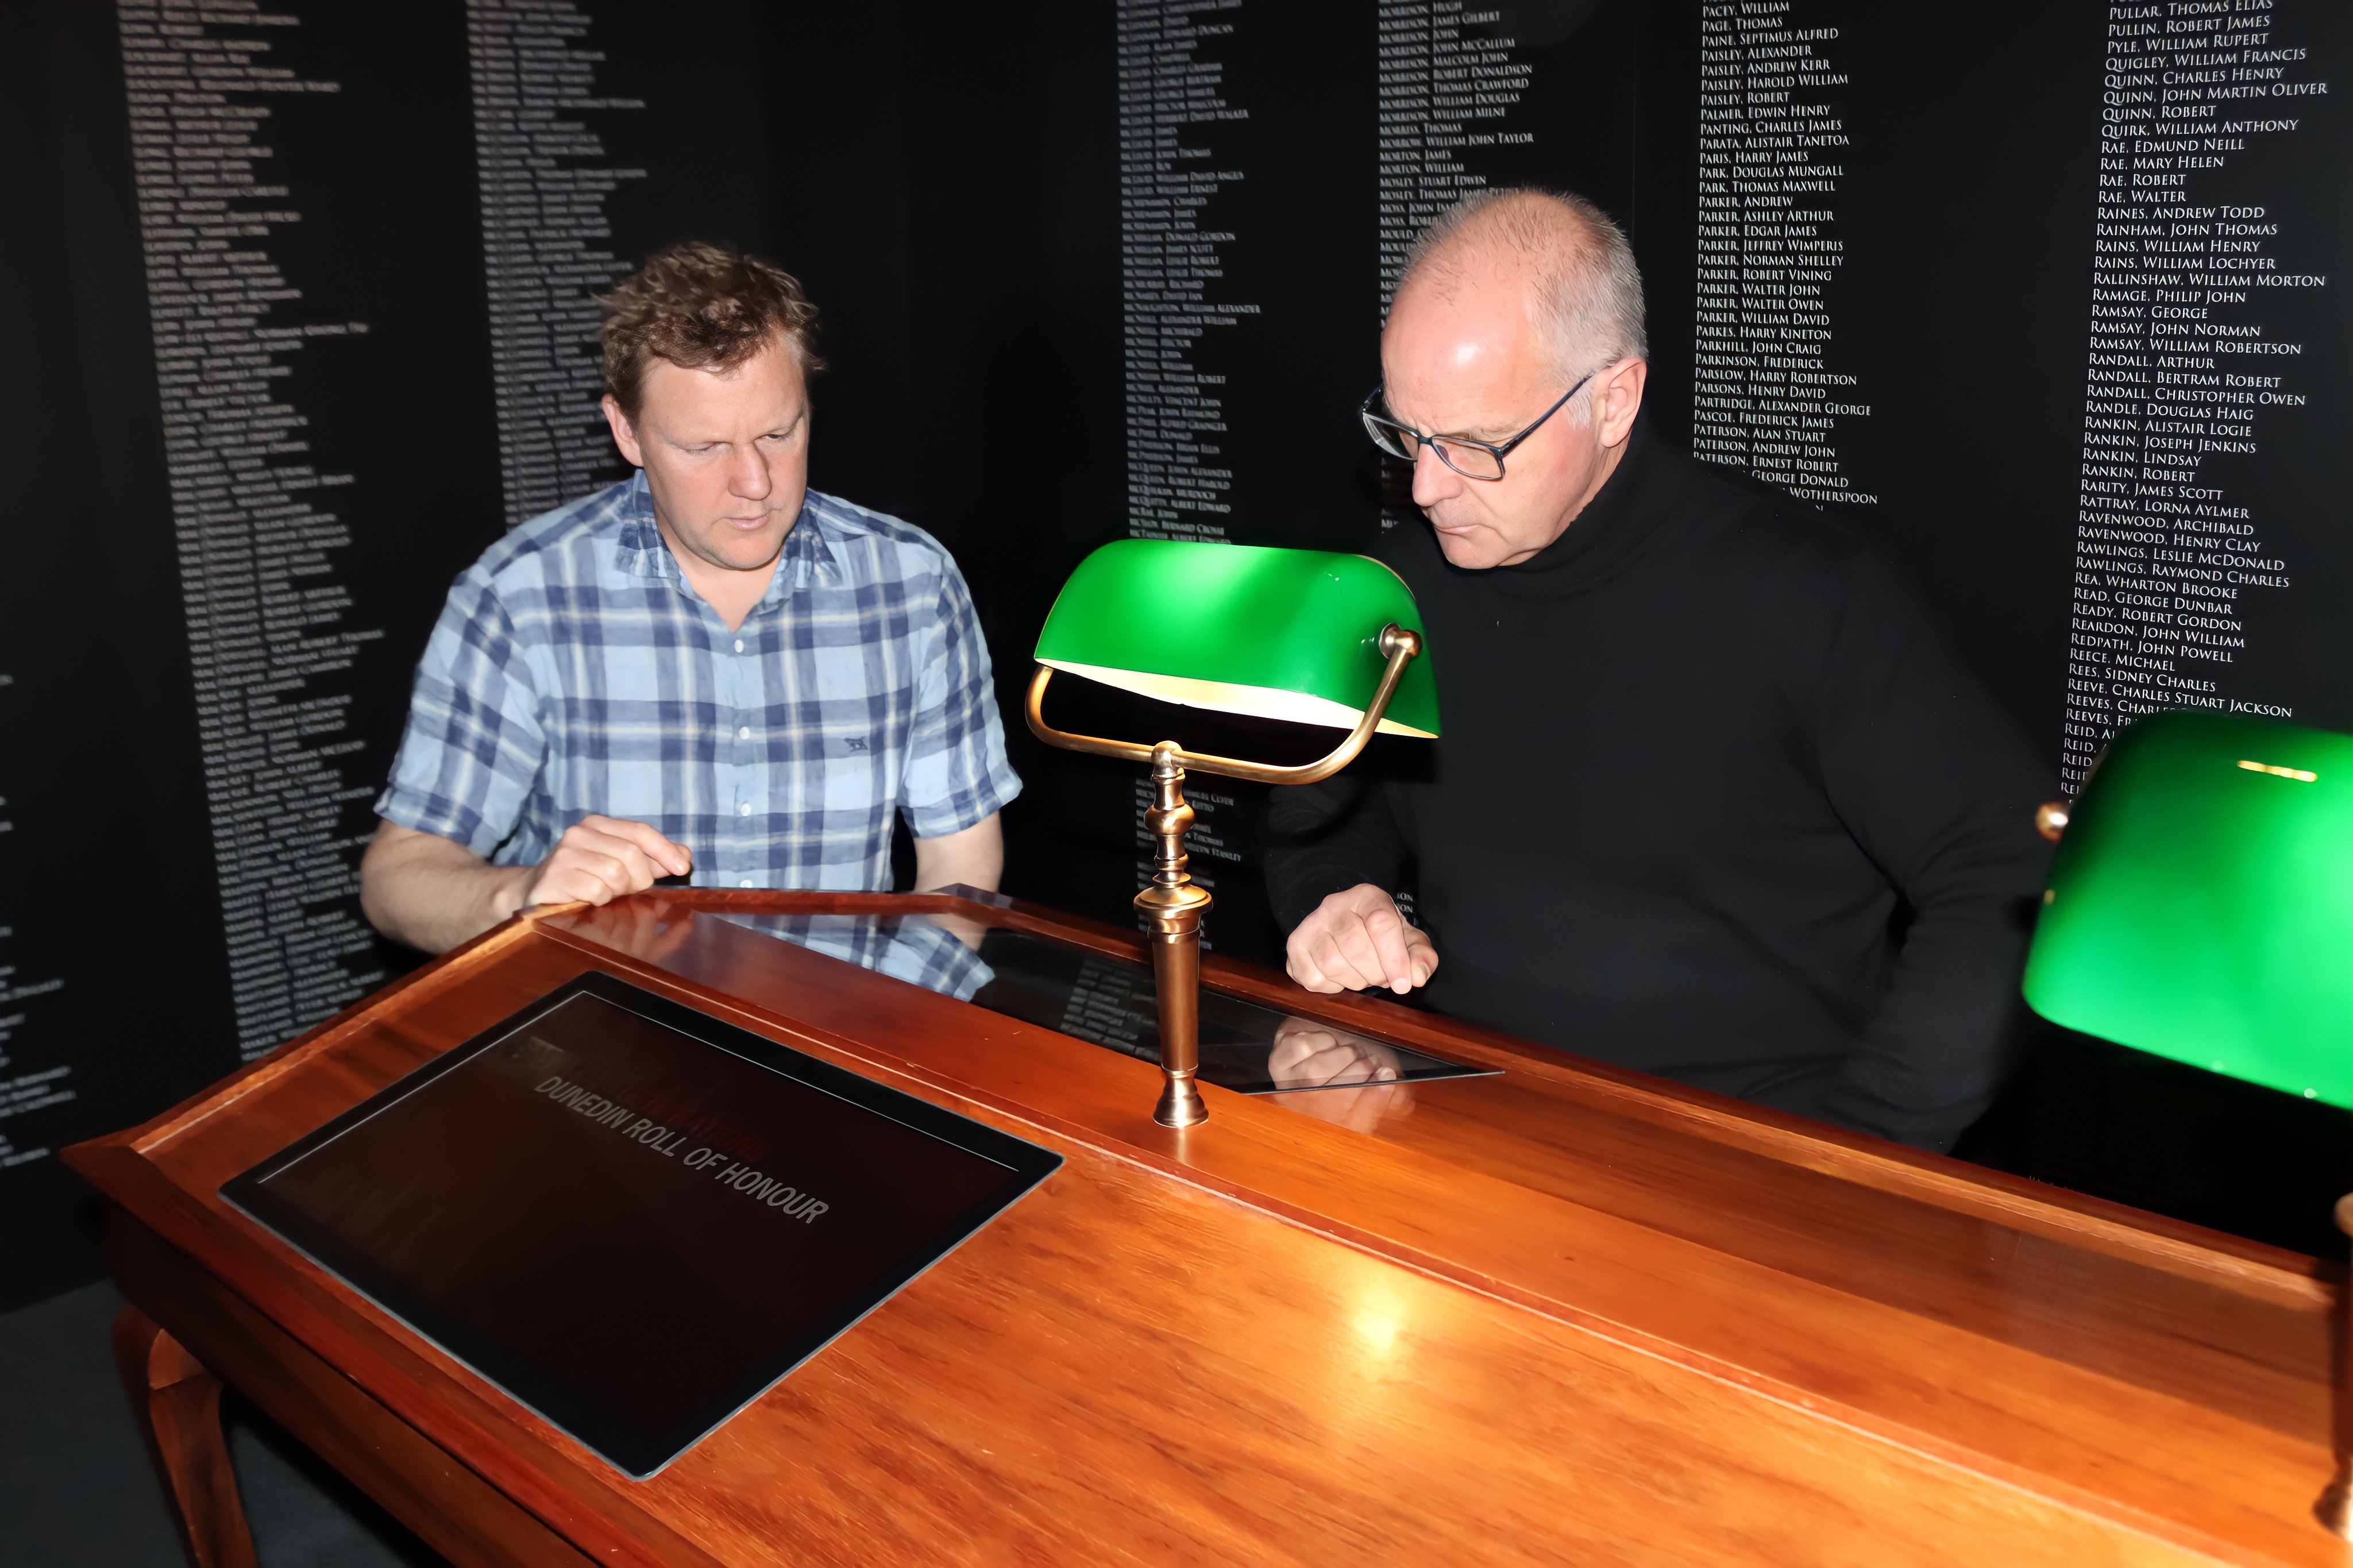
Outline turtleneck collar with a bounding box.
[1429,405,1681,600]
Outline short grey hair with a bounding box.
[1399,188,1649,390]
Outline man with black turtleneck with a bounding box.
[1266,189,2053,1152]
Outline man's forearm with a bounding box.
[359,823,533,955]
[912,813,1004,893]
[1266,778,1406,933]
[1811,898,2038,1152]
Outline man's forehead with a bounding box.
[1383,288,1548,429]
[639,347,805,426]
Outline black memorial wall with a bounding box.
[4,0,2348,1306]
[4,0,790,1307]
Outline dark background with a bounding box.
[4,0,2349,1310]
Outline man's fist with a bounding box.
[517,815,692,910]
[1284,883,1440,995]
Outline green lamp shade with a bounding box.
[2023,710,2353,1106]
[1033,540,1440,737]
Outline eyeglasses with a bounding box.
[1359,369,1596,481]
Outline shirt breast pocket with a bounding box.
[818,727,890,810]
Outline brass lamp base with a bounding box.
[1151,1069,1209,1130]
[2323,1192,2353,1537]
[2320,1477,2352,1540]
[1027,624,1425,1129]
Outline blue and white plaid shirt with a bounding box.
[376,474,1020,890]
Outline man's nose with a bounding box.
[1409,443,1461,508]
[729,445,772,499]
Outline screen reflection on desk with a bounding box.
[713,912,1490,1109]
[715,909,999,1001]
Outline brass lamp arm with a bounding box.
[1025,625,1424,787]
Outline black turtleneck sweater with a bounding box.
[1266,419,2054,1152]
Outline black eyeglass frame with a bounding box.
[1359,368,1598,481]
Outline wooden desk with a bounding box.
[67,889,2349,1566]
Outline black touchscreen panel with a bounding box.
[712,912,1495,1094]
[223,973,1060,1478]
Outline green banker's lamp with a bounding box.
[2023,708,2353,1534]
[1027,539,1439,1129]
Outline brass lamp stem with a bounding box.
[1025,623,1425,1128]
[1136,744,1211,1129]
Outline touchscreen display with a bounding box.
[712,910,1495,1094]
[223,973,1061,1478]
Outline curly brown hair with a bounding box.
[596,241,824,420]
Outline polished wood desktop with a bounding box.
[67,889,2348,1566]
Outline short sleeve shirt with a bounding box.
[375,475,1021,891]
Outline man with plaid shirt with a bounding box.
[360,243,1019,953]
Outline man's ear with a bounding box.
[601,393,645,468]
[1596,357,1648,450]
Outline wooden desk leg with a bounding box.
[112,1305,260,1568]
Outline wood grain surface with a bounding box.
[64,890,2353,1566]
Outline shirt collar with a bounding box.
[611,472,844,610]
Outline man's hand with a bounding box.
[361,816,689,957]
[1284,884,1440,995]
[519,814,692,909]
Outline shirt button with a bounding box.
[737,725,751,739]
[734,639,744,653]
[739,802,752,816]
[739,878,754,889]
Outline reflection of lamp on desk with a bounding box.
[1026,539,1439,1129]
[2023,709,2353,1534]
